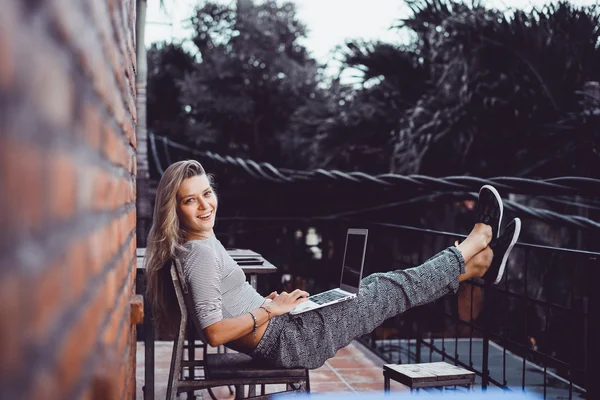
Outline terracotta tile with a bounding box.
[310,382,354,393]
[334,346,363,358]
[312,364,332,373]
[309,369,340,383]
[206,385,236,399]
[337,368,384,384]
[327,356,378,370]
[350,382,385,392]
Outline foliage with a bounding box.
[176,0,320,165]
[147,43,196,142]
[295,0,600,176]
[297,41,430,172]
[390,0,600,176]
[147,0,600,177]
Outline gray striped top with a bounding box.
[180,236,266,331]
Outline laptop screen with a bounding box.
[340,231,368,289]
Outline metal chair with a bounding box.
[166,259,310,400]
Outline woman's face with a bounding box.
[176,174,218,240]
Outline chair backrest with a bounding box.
[170,258,209,344]
[170,259,188,316]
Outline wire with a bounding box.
[147,132,600,231]
[149,132,600,197]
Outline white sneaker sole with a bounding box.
[480,184,504,238]
[493,218,521,285]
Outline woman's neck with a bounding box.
[185,230,215,241]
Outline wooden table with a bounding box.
[226,248,277,289]
[136,248,277,400]
[384,361,475,393]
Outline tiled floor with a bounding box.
[135,340,409,399]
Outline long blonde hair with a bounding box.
[145,160,209,336]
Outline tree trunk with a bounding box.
[136,0,151,247]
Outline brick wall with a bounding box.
[0,1,138,399]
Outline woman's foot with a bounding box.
[456,185,504,264]
[460,246,493,282]
[457,223,492,264]
[484,218,522,285]
[476,185,503,238]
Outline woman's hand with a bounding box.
[264,289,309,317]
[265,291,278,300]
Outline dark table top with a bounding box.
[136,248,277,274]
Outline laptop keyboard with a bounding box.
[309,289,349,305]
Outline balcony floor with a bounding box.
[135,340,410,399]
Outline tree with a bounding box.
[170,0,322,165]
[147,42,196,142]
[291,40,430,172]
[390,0,600,177]
[293,0,599,177]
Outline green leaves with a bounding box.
[148,0,321,167]
[390,0,600,177]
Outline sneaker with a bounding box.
[485,218,521,285]
[476,185,503,239]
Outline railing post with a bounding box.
[144,282,155,400]
[587,256,599,399]
[481,282,491,390]
[415,326,422,364]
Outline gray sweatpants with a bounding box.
[249,246,465,369]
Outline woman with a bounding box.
[146,160,521,369]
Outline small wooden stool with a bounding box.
[383,362,475,393]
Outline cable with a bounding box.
[149,132,600,197]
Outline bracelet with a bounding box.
[249,311,258,343]
[259,306,272,320]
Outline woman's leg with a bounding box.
[252,238,493,369]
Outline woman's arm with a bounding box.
[203,289,309,347]
[183,242,309,346]
[203,306,269,347]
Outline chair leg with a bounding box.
[305,369,311,393]
[166,321,187,400]
[166,331,180,400]
[234,385,245,399]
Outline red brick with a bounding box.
[29,368,60,400]
[121,118,135,145]
[105,268,117,313]
[48,152,77,220]
[0,0,17,89]
[66,239,90,301]
[88,229,104,275]
[79,387,93,400]
[56,310,98,399]
[83,102,102,150]
[103,125,117,163]
[92,170,106,211]
[0,138,43,233]
[4,1,138,396]
[89,286,107,334]
[49,0,86,46]
[91,346,119,400]
[0,274,23,377]
[125,91,136,123]
[103,300,123,347]
[28,37,74,129]
[32,258,67,341]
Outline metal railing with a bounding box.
[215,216,598,399]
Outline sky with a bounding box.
[145,0,598,78]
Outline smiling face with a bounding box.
[176,174,218,240]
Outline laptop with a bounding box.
[290,228,368,315]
